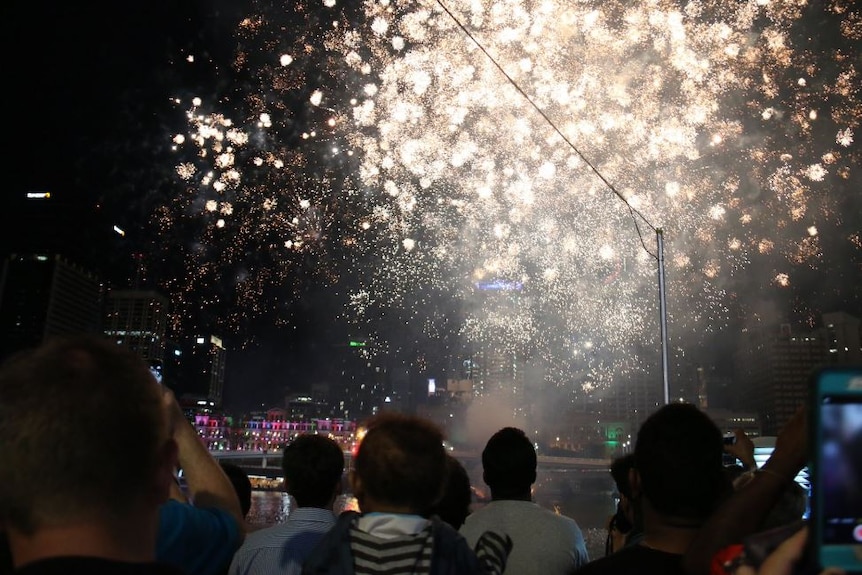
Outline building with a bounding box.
[704,408,761,438]
[588,345,664,436]
[734,312,861,435]
[468,346,527,403]
[694,364,736,410]
[286,393,333,420]
[103,289,169,364]
[822,311,861,365]
[459,279,529,420]
[0,253,103,359]
[171,334,227,405]
[328,339,390,421]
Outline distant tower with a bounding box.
[177,335,227,407]
[822,311,861,364]
[103,289,169,365]
[204,335,227,406]
[467,279,527,403]
[734,321,828,435]
[0,253,103,359]
[470,345,526,401]
[330,338,389,420]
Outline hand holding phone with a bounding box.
[809,366,862,574]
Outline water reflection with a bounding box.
[247,492,358,527]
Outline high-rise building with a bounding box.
[582,341,664,435]
[103,289,169,364]
[0,253,103,359]
[462,279,528,416]
[469,345,527,402]
[734,312,860,436]
[822,311,861,365]
[329,339,390,420]
[177,335,227,407]
[694,364,736,410]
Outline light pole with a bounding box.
[657,229,670,405]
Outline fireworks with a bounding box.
[158,0,861,392]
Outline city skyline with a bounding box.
[4,0,861,413]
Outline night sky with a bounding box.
[4,1,861,412]
[4,0,315,408]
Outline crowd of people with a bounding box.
[0,336,844,574]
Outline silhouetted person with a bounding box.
[577,403,732,575]
[0,336,183,574]
[230,435,345,575]
[606,454,643,555]
[460,426,589,574]
[432,454,473,530]
[303,413,511,574]
[221,463,253,519]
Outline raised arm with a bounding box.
[683,406,808,575]
[725,428,757,471]
[163,388,245,535]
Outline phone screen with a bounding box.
[149,362,163,385]
[812,368,862,572]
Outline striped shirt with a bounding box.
[350,514,433,575]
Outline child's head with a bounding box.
[352,412,447,516]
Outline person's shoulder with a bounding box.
[288,506,338,524]
[235,523,288,550]
[537,505,582,528]
[159,499,237,532]
[458,504,499,535]
[14,556,185,575]
[301,512,360,573]
[231,518,338,575]
[431,515,467,539]
[575,547,641,575]
[156,500,242,567]
[241,509,336,547]
[577,546,684,575]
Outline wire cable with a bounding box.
[434,0,659,259]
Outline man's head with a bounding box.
[221,462,253,518]
[432,453,472,530]
[282,434,345,508]
[633,403,731,523]
[482,427,537,500]
[352,412,447,516]
[0,336,175,537]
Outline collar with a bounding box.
[356,513,431,539]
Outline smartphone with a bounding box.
[809,366,862,573]
[722,433,741,467]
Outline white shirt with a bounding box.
[459,500,589,575]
